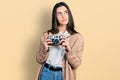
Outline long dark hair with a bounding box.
[47,2,78,35]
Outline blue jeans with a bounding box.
[39,66,63,80]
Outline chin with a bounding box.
[60,22,68,25]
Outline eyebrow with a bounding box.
[57,10,68,13]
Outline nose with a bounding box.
[62,13,66,18]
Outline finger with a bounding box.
[43,36,48,42]
[47,41,53,44]
[47,45,52,47]
[46,39,52,42]
[43,32,48,38]
[45,35,49,40]
[61,41,66,46]
[60,39,66,42]
[61,43,66,48]
[60,40,65,45]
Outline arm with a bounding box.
[36,40,48,64]
[65,34,84,69]
[36,33,49,64]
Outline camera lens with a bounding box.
[53,39,59,44]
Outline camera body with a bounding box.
[47,35,63,45]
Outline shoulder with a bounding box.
[71,33,84,41]
[69,33,84,46]
[41,31,53,37]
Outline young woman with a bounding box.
[36,2,84,80]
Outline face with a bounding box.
[56,6,69,26]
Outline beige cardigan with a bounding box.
[36,33,84,80]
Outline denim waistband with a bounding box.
[44,63,62,72]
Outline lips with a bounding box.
[62,19,67,22]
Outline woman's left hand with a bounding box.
[60,34,71,52]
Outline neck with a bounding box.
[58,25,67,33]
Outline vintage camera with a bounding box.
[47,35,63,45]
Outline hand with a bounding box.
[60,34,71,52]
[42,33,53,51]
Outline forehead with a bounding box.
[56,6,68,12]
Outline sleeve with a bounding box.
[65,34,84,69]
[36,33,49,64]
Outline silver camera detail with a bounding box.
[47,35,63,45]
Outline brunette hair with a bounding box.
[47,2,78,34]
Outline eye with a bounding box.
[56,12,62,16]
[64,10,68,14]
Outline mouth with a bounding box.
[62,19,67,22]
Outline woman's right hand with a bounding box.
[42,32,53,51]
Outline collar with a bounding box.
[58,30,70,38]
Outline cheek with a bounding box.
[56,16,62,22]
[67,15,69,19]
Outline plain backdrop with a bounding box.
[0,0,120,80]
